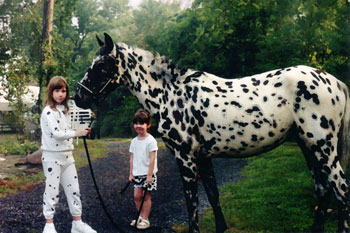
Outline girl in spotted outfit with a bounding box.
[40,76,96,233]
[129,109,158,229]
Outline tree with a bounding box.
[0,0,42,140]
[37,0,54,110]
[70,0,129,84]
[158,0,349,84]
[3,54,35,141]
[117,0,181,51]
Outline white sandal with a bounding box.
[137,218,150,229]
[130,217,142,226]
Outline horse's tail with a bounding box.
[339,83,350,175]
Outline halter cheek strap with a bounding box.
[98,78,112,94]
[77,82,94,94]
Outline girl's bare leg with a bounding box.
[141,192,151,220]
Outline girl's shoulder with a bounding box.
[42,105,53,115]
[42,105,66,117]
[146,134,157,143]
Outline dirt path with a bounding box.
[0,141,246,233]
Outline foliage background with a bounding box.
[0,0,349,138]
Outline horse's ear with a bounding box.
[96,35,104,47]
[104,33,114,51]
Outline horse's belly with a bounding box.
[204,106,294,158]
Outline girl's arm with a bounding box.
[146,150,156,186]
[44,110,88,139]
[129,152,134,182]
[45,114,74,140]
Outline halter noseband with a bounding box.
[77,78,113,99]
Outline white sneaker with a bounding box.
[43,223,57,233]
[71,220,97,233]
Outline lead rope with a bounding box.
[83,137,125,233]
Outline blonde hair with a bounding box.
[45,76,70,114]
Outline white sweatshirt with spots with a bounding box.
[40,105,76,152]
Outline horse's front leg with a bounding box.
[175,155,200,233]
[198,157,227,233]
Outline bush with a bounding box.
[0,140,39,155]
[100,95,142,137]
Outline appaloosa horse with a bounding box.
[74,33,350,233]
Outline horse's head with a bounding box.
[73,33,120,109]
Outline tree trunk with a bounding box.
[42,0,54,57]
[36,0,54,113]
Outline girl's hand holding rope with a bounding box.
[75,128,90,137]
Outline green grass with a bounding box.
[0,138,114,197]
[0,134,17,143]
[175,142,339,233]
[0,137,162,197]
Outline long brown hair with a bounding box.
[45,76,70,114]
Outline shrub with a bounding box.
[0,140,39,155]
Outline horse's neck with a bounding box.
[118,44,178,115]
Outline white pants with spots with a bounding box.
[42,151,82,219]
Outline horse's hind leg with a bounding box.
[297,139,333,232]
[198,157,227,233]
[297,136,349,233]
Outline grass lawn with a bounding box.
[0,138,115,197]
[0,134,17,143]
[174,142,339,233]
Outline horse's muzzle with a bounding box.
[73,91,92,109]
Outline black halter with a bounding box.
[77,52,119,101]
[77,77,114,100]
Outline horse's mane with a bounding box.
[117,42,188,78]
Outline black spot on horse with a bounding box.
[274,70,282,76]
[231,101,242,108]
[191,106,205,127]
[139,65,147,74]
[202,98,210,108]
[234,120,248,127]
[246,106,260,114]
[252,122,261,128]
[296,81,320,105]
[184,72,203,84]
[201,86,213,93]
[217,86,227,93]
[169,128,182,142]
[173,110,183,124]
[274,82,282,88]
[320,116,329,129]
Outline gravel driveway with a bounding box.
[0,141,246,233]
